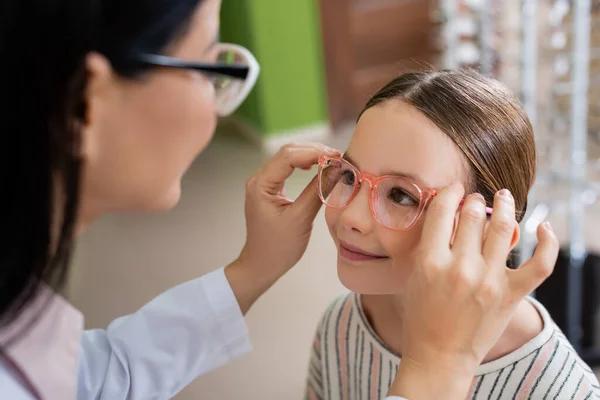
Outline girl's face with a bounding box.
[79,0,222,223]
[325,100,469,294]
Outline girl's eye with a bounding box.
[388,187,418,206]
[340,169,356,186]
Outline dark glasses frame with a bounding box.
[132,53,250,80]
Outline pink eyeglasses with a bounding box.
[317,155,493,231]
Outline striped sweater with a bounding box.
[305,293,600,400]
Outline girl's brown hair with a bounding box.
[360,69,535,222]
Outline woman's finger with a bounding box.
[482,190,516,267]
[452,193,487,255]
[292,175,323,221]
[420,182,465,253]
[508,222,559,298]
[255,143,340,195]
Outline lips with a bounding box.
[339,241,388,262]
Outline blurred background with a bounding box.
[67,0,600,398]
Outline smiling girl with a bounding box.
[305,69,599,400]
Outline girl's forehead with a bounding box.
[348,102,469,190]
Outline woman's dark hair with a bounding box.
[359,69,535,223]
[0,0,203,334]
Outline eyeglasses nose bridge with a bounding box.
[355,171,378,188]
[353,172,380,208]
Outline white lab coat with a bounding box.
[0,268,251,399]
[0,267,406,399]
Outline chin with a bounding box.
[337,259,407,295]
[156,182,183,210]
[136,181,183,212]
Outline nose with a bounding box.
[339,181,375,234]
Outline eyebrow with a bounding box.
[343,153,432,188]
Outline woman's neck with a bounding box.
[360,293,544,364]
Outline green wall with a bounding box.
[220,0,328,137]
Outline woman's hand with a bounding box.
[226,142,341,314]
[388,183,559,399]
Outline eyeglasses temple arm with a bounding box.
[133,54,250,79]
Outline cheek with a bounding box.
[325,206,340,237]
[171,73,217,154]
[133,76,217,203]
[380,229,421,261]
[378,225,423,283]
[85,74,217,212]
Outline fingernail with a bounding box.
[543,221,553,232]
[498,189,512,198]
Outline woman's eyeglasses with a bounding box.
[132,43,260,117]
[317,155,493,231]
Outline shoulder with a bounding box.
[522,330,600,398]
[485,297,546,362]
[314,292,356,337]
[477,320,600,399]
[0,360,37,399]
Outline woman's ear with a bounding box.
[80,52,115,164]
